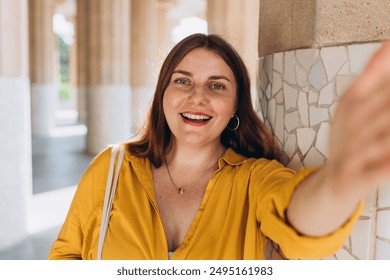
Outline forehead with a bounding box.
[174,48,234,76]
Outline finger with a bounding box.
[346,41,390,99]
[348,80,390,152]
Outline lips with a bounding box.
[180,112,212,125]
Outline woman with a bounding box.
[48,34,390,260]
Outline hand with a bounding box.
[327,41,390,198]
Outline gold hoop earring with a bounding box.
[227,115,240,131]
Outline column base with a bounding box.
[0,77,32,249]
[31,83,59,137]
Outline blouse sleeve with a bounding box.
[48,148,111,260]
[251,160,363,259]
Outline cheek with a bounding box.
[163,90,175,112]
[215,96,237,117]
[163,89,183,110]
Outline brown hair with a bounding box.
[126,33,281,167]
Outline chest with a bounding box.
[152,166,212,252]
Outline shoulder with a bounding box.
[73,146,117,213]
[81,146,112,184]
[225,148,290,175]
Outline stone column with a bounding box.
[0,0,31,249]
[76,0,87,124]
[77,0,131,155]
[29,0,58,136]
[257,0,390,259]
[156,0,179,56]
[130,0,158,132]
[207,0,259,98]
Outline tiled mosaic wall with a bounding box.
[257,42,390,259]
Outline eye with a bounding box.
[209,83,226,90]
[174,78,190,85]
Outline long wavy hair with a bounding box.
[126,33,281,167]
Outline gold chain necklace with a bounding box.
[164,157,219,195]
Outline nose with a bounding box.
[187,85,208,105]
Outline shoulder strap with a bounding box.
[97,144,125,260]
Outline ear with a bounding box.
[232,105,238,117]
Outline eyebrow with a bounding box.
[172,70,192,77]
[172,70,231,82]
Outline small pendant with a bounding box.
[178,188,184,195]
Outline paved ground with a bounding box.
[0,123,94,260]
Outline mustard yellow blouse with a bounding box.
[48,147,362,260]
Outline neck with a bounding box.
[165,139,226,170]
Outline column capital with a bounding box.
[259,0,390,56]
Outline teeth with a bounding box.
[182,113,211,120]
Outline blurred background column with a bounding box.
[207,0,259,98]
[29,0,58,136]
[130,0,158,132]
[257,0,390,259]
[77,0,131,155]
[0,0,31,249]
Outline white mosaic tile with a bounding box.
[329,102,339,119]
[260,99,267,119]
[259,70,268,93]
[377,210,390,240]
[348,43,381,74]
[274,105,285,143]
[265,83,271,99]
[267,98,276,125]
[284,110,301,132]
[318,83,334,105]
[375,239,390,260]
[264,119,272,132]
[275,91,284,104]
[287,153,302,172]
[320,46,348,81]
[335,248,356,260]
[272,71,282,96]
[350,219,372,259]
[378,181,390,208]
[297,127,316,155]
[296,64,307,88]
[284,51,297,84]
[335,75,356,97]
[309,106,328,126]
[297,91,309,127]
[264,55,273,80]
[338,61,350,75]
[284,133,297,158]
[308,90,319,104]
[308,60,326,91]
[283,83,298,110]
[303,147,324,167]
[344,236,352,249]
[273,52,283,73]
[296,48,318,72]
[301,85,309,92]
[361,193,375,217]
[259,74,269,92]
[315,122,330,157]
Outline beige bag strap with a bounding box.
[97,144,125,260]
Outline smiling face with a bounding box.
[163,47,237,148]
